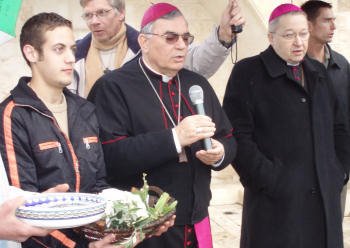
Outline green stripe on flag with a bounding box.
[0,0,22,36]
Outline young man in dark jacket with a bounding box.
[0,12,109,248]
[223,4,350,248]
[0,12,174,248]
[301,0,350,218]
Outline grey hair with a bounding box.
[80,0,125,12]
[268,11,307,33]
[140,10,184,34]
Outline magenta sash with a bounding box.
[194,216,213,248]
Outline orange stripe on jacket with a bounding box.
[2,101,20,187]
[65,138,80,192]
[83,136,98,144]
[39,141,61,150]
[50,230,76,248]
[2,104,77,247]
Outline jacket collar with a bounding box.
[326,44,341,70]
[10,77,91,118]
[10,77,49,114]
[260,46,291,79]
[260,46,324,79]
[260,46,326,94]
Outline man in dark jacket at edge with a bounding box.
[223,4,350,248]
[88,3,237,248]
[301,0,350,219]
[0,12,173,248]
[0,12,109,248]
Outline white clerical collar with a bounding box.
[141,58,173,83]
[287,62,300,66]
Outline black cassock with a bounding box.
[88,58,236,247]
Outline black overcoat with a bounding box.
[223,46,350,248]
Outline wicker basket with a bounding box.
[76,186,176,242]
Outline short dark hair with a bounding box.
[301,0,332,22]
[20,12,72,66]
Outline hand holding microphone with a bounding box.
[174,115,215,148]
[174,85,225,165]
[189,85,213,150]
[174,85,215,149]
[196,138,225,166]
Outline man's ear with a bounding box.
[268,32,274,44]
[307,21,313,33]
[118,10,126,22]
[22,44,39,63]
[138,34,149,53]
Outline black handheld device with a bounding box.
[231,24,243,34]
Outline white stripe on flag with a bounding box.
[0,0,22,45]
[0,30,12,45]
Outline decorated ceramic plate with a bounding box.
[16,192,106,229]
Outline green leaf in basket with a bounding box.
[154,192,170,213]
[139,173,149,207]
[161,200,178,215]
[106,173,177,233]
[107,200,144,229]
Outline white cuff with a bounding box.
[212,153,225,168]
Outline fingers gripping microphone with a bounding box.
[189,85,212,150]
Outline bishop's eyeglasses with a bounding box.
[143,32,195,46]
[270,30,310,41]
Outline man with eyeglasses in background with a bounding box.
[223,3,350,248]
[88,3,237,247]
[301,0,350,220]
[71,0,245,97]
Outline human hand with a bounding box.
[88,234,118,248]
[174,115,215,147]
[0,183,69,242]
[0,196,53,242]
[218,0,245,42]
[89,232,146,248]
[89,215,175,248]
[43,183,70,193]
[196,139,224,165]
[148,214,176,238]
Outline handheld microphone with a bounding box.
[189,85,212,150]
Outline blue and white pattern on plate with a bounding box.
[16,192,106,229]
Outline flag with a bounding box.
[0,0,22,45]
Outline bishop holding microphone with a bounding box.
[88,2,237,248]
